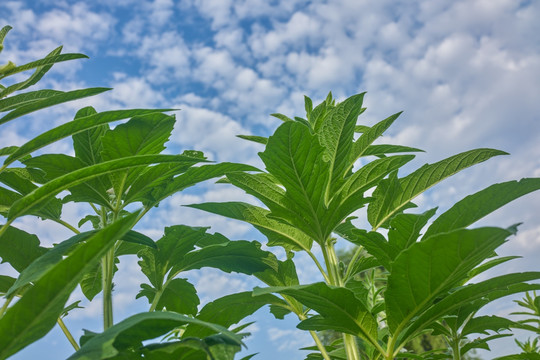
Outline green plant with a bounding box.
[191,92,540,360]
[0,25,278,360]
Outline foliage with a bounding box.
[192,91,540,360]
[1,24,540,360]
[0,25,273,360]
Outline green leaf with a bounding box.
[0,275,15,295]
[350,112,402,163]
[137,278,199,315]
[259,121,330,241]
[0,46,62,98]
[4,109,173,166]
[80,262,102,301]
[138,225,207,288]
[387,208,437,250]
[101,113,175,160]
[8,154,202,220]
[271,113,293,122]
[183,291,286,338]
[0,225,47,272]
[68,311,242,360]
[368,148,508,229]
[385,227,512,334]
[362,145,424,157]
[424,178,540,239]
[187,202,313,251]
[142,162,258,207]
[254,283,378,345]
[0,26,11,51]
[0,211,139,359]
[226,172,286,210]
[0,53,88,78]
[0,89,62,112]
[461,315,516,336]
[6,231,94,297]
[72,107,108,165]
[0,88,109,126]
[318,93,365,195]
[170,240,278,276]
[236,135,268,145]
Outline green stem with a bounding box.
[306,248,331,284]
[451,338,461,360]
[0,218,14,238]
[343,334,361,360]
[54,219,81,234]
[102,247,115,329]
[298,311,332,360]
[57,318,80,351]
[0,295,14,317]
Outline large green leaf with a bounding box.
[385,227,512,333]
[368,148,508,229]
[187,201,313,251]
[67,311,242,360]
[183,291,286,338]
[362,144,424,157]
[259,121,331,241]
[424,178,540,239]
[0,88,109,126]
[318,93,365,196]
[8,154,203,219]
[0,211,139,359]
[3,109,172,166]
[254,283,378,346]
[0,225,47,273]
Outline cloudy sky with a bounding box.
[1,0,540,359]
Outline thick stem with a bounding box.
[102,247,115,329]
[343,334,361,360]
[450,334,462,360]
[57,318,80,351]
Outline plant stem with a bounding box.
[57,318,80,351]
[343,334,361,360]
[298,311,332,360]
[310,331,332,360]
[54,219,81,234]
[306,248,331,284]
[102,247,115,329]
[451,337,461,360]
[0,295,13,317]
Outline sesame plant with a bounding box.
[190,92,540,360]
[0,25,278,360]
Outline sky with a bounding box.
[1,0,540,359]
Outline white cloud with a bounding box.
[267,327,313,351]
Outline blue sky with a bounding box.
[1,0,540,359]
